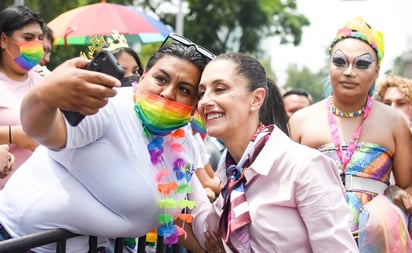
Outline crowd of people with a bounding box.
[1,3,412,253]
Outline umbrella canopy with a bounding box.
[48,2,172,46]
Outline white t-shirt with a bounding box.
[0,88,199,253]
[192,132,210,167]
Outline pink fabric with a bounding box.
[0,70,43,187]
[190,127,359,252]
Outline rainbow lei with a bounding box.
[149,128,196,246]
[134,92,197,246]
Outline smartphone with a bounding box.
[61,50,125,126]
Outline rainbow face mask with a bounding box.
[134,92,194,135]
[11,40,44,71]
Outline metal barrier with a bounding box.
[0,230,188,253]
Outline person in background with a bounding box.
[0,5,44,189]
[375,74,412,132]
[203,135,225,172]
[0,145,14,179]
[106,31,144,88]
[0,33,212,252]
[189,52,358,252]
[282,87,312,119]
[289,16,412,252]
[34,24,53,77]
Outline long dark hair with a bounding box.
[0,5,44,34]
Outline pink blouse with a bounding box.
[0,70,43,187]
[190,127,359,252]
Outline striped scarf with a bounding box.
[219,124,274,252]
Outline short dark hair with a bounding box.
[282,88,311,99]
[146,42,208,74]
[0,5,44,35]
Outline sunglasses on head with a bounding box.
[161,33,216,61]
[331,52,374,70]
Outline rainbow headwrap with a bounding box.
[14,40,44,70]
[135,92,194,135]
[330,16,384,65]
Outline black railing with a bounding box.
[0,230,188,253]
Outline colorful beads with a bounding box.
[330,98,365,118]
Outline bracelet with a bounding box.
[8,125,12,144]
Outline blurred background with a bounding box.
[2,0,412,103]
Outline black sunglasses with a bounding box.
[161,32,216,61]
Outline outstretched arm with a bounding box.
[20,57,120,149]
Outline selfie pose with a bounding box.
[0,33,213,252]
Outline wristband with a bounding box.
[8,125,12,144]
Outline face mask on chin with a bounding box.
[7,40,44,71]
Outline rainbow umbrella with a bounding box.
[48,1,172,46]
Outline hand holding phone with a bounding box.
[61,50,125,126]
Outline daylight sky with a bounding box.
[266,0,412,86]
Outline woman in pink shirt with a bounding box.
[0,5,44,188]
[189,52,358,252]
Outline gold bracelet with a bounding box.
[8,125,12,144]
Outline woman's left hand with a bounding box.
[384,185,412,216]
[204,230,225,253]
[0,145,15,178]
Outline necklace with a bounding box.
[330,97,365,118]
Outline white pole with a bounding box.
[175,0,184,35]
[14,0,25,5]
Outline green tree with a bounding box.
[283,64,328,103]
[142,0,310,57]
[2,0,309,73]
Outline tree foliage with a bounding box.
[1,0,310,76]
[141,0,310,57]
[283,64,328,103]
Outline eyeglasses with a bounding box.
[331,52,374,70]
[161,32,216,61]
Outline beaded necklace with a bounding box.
[326,95,372,184]
[330,98,365,118]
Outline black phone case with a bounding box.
[62,50,125,126]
